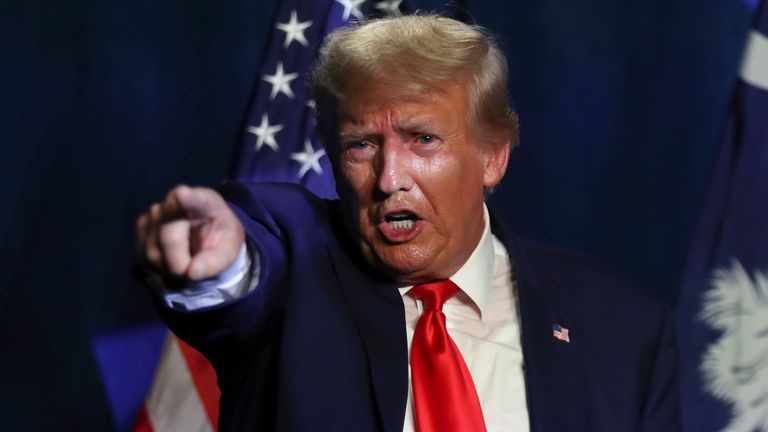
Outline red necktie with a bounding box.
[409,280,486,432]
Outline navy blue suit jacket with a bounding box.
[156,182,680,431]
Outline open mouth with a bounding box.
[378,210,423,242]
[385,212,418,231]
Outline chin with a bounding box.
[369,246,444,284]
[355,222,446,283]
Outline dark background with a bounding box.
[0,0,753,430]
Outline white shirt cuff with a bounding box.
[161,243,260,311]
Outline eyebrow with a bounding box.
[394,118,441,133]
[339,118,443,140]
[338,129,378,142]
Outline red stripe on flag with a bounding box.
[177,338,221,431]
[132,405,155,432]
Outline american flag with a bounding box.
[231,0,414,198]
[133,1,412,431]
[552,324,570,343]
[133,336,219,432]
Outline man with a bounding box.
[137,15,679,431]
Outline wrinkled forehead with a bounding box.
[338,91,434,123]
[337,78,470,118]
[348,66,470,98]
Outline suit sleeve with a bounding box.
[151,181,290,371]
[640,306,682,431]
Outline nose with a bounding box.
[375,143,414,196]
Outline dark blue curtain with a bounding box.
[0,0,752,429]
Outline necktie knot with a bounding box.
[408,279,459,311]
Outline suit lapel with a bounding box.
[491,211,590,432]
[325,214,409,432]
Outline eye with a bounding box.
[341,140,372,151]
[342,139,376,162]
[417,134,435,144]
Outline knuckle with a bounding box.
[149,203,162,221]
[159,224,186,245]
[145,246,162,265]
[173,183,189,194]
[196,186,219,203]
[165,256,186,275]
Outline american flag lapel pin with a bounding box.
[552,323,570,343]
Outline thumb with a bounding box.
[185,218,245,280]
[186,246,240,280]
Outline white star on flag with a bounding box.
[247,114,283,152]
[291,139,326,177]
[262,62,299,100]
[276,10,313,48]
[335,0,366,21]
[374,0,402,16]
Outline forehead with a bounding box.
[337,82,470,128]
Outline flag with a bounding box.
[133,336,220,432]
[91,324,167,432]
[231,0,415,198]
[552,323,570,343]
[134,1,414,431]
[677,2,768,431]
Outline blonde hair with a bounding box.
[310,14,519,148]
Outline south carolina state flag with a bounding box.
[677,2,768,431]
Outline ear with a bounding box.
[483,139,511,189]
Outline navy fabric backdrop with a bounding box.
[0,0,753,429]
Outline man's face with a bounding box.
[333,82,509,284]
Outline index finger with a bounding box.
[165,185,224,220]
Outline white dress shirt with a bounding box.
[399,206,529,432]
[162,205,530,431]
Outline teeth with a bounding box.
[389,220,414,230]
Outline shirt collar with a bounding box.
[399,204,495,317]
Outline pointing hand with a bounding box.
[136,185,245,284]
